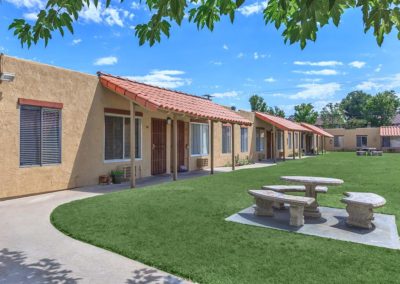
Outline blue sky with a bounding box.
[1,0,400,115]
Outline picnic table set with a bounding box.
[248,176,386,229]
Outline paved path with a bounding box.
[0,184,191,284]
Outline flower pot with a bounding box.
[112,174,123,184]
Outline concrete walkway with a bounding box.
[0,183,191,284]
[0,161,278,283]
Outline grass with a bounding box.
[51,153,400,283]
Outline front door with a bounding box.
[151,118,167,175]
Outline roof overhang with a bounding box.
[255,112,310,132]
[300,122,334,138]
[380,126,400,137]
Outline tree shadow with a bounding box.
[126,268,184,284]
[0,248,81,283]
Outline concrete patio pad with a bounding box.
[226,206,400,250]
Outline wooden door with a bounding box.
[177,121,185,169]
[266,131,272,159]
[151,118,167,175]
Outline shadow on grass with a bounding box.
[0,248,81,283]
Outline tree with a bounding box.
[365,90,400,127]
[293,103,318,124]
[267,106,285,118]
[249,95,267,112]
[340,91,371,121]
[320,103,345,128]
[7,0,400,48]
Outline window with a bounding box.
[295,133,299,149]
[20,105,62,167]
[288,132,292,149]
[356,135,368,148]
[382,137,390,147]
[104,115,141,161]
[277,131,283,150]
[334,136,343,148]
[240,127,248,152]
[256,128,265,152]
[191,123,209,155]
[222,125,232,153]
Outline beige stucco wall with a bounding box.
[323,128,381,151]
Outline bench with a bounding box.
[371,150,383,156]
[341,192,386,229]
[248,190,315,227]
[356,151,367,156]
[261,185,327,209]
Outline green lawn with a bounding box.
[51,153,400,283]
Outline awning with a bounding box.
[98,73,252,126]
[255,112,310,132]
[300,122,334,138]
[380,126,400,137]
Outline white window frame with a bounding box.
[104,113,142,163]
[240,127,248,153]
[190,122,209,157]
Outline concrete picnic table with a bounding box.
[280,176,344,218]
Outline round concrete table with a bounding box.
[280,176,344,218]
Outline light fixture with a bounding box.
[0,72,15,82]
[166,117,172,125]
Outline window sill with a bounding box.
[190,154,209,157]
[104,158,142,164]
[20,163,61,168]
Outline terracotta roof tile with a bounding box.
[300,122,334,137]
[255,112,310,132]
[99,73,251,125]
[380,126,400,137]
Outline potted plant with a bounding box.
[111,170,124,184]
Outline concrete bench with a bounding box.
[341,192,386,229]
[371,150,383,156]
[261,185,327,209]
[356,151,367,156]
[248,190,315,227]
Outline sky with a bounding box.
[1,0,400,115]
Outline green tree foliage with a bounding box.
[293,103,318,124]
[267,106,285,118]
[365,90,400,127]
[249,95,267,112]
[7,0,400,48]
[320,103,345,128]
[340,91,371,122]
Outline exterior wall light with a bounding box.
[166,117,172,125]
[0,72,15,82]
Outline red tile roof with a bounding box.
[300,122,334,137]
[380,126,400,137]
[98,73,251,125]
[255,112,310,132]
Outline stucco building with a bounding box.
[0,55,330,199]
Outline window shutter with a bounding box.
[42,108,61,164]
[20,106,42,166]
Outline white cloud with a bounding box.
[23,12,38,21]
[80,2,132,27]
[375,64,382,72]
[348,61,366,69]
[131,2,141,9]
[223,44,228,50]
[237,52,244,59]
[293,69,339,76]
[264,77,276,83]
[301,78,322,83]
[210,60,222,66]
[356,73,400,91]
[126,70,192,89]
[72,39,82,45]
[293,61,343,67]
[253,52,267,60]
[210,91,239,98]
[289,82,341,100]
[93,56,118,66]
[5,0,44,9]
[238,1,268,16]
